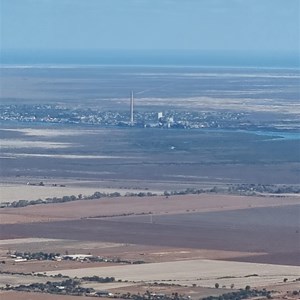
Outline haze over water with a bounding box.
[1,50,299,69]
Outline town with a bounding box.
[0,103,286,131]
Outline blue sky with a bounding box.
[1,0,299,54]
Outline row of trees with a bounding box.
[163,184,300,197]
[228,184,300,195]
[3,183,299,209]
[4,190,158,208]
[201,287,272,300]
[12,251,59,261]
[2,279,191,300]
[82,276,115,283]
[3,279,95,296]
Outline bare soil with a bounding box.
[1,194,299,224]
[1,195,299,266]
[0,183,157,203]
[0,194,298,299]
[44,259,300,289]
[0,291,97,300]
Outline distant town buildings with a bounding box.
[1,102,289,131]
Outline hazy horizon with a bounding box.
[1,0,299,68]
[1,49,299,68]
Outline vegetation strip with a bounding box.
[2,184,299,209]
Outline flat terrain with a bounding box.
[1,66,299,114]
[0,182,158,203]
[45,259,300,289]
[1,195,299,266]
[0,291,96,300]
[2,209,299,265]
[1,194,299,223]
[1,169,299,299]
[1,67,300,191]
[1,126,300,187]
[1,66,299,299]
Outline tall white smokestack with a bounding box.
[130,91,134,125]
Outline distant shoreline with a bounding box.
[1,121,300,139]
[1,49,299,69]
[1,64,300,71]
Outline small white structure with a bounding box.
[14,258,27,262]
[64,254,93,261]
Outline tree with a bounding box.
[164,191,170,196]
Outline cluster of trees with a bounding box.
[228,184,300,195]
[116,291,189,300]
[4,190,158,209]
[2,279,192,299]
[63,254,145,265]
[3,279,95,296]
[163,184,300,197]
[4,183,299,209]
[163,188,215,196]
[12,251,60,261]
[82,276,115,283]
[125,192,157,197]
[2,272,284,300]
[201,287,272,300]
[9,251,145,265]
[6,191,121,208]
